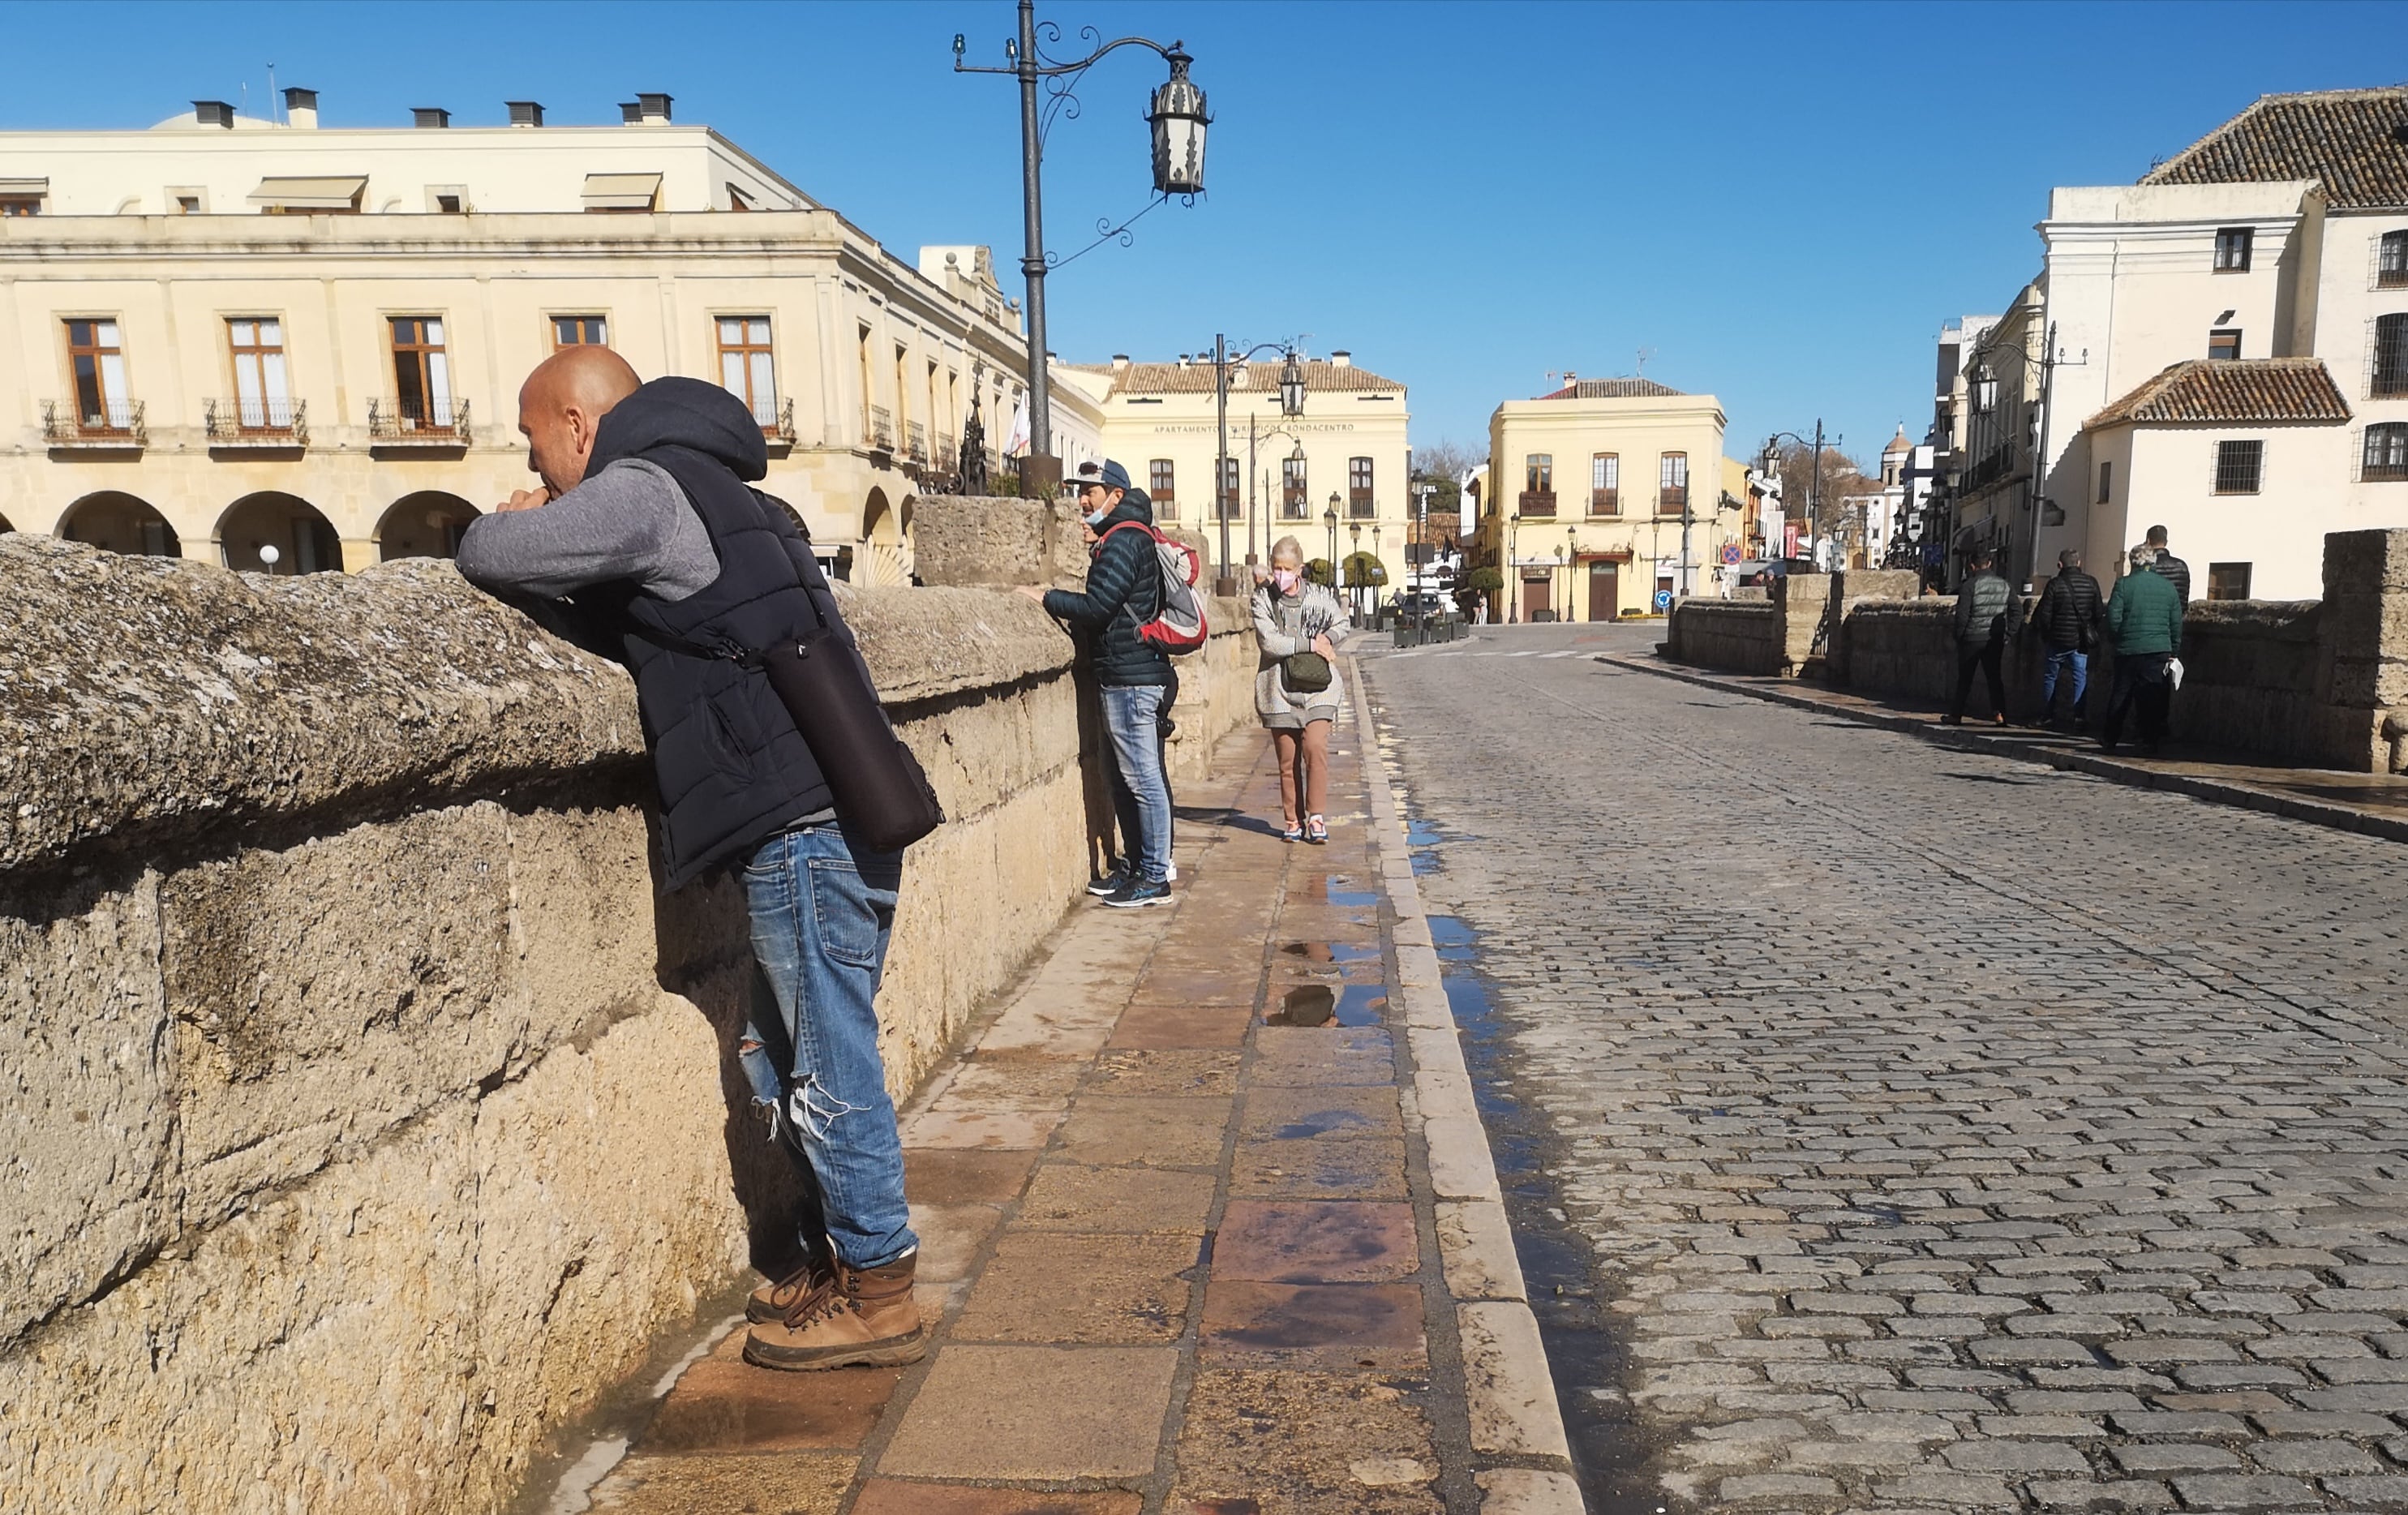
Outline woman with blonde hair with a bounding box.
[1251,535,1350,843]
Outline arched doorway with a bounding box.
[58,491,181,557]
[218,492,344,575]
[858,489,909,587]
[376,491,480,561]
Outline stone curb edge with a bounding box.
[1347,662,1588,1515]
[1603,652,2408,848]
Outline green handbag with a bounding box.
[1281,650,1333,693]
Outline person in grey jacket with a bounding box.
[1250,535,1349,843]
[1945,547,2024,726]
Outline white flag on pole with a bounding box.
[1005,397,1030,459]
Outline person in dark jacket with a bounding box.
[2102,542,2185,755]
[1945,547,2024,726]
[1020,457,1174,908]
[2032,547,2103,729]
[2144,524,2191,603]
[455,348,925,1376]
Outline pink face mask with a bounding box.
[1272,569,1299,593]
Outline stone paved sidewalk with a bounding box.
[574,667,1579,1515]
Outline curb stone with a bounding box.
[1603,652,2408,845]
[1350,666,1588,1515]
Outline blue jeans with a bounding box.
[736,822,916,1271]
[1101,684,1172,884]
[2040,647,2088,720]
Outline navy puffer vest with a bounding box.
[575,378,841,888]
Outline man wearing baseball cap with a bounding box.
[1017,459,1175,907]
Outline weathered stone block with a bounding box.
[910,495,1088,590]
[2323,528,2408,597]
[0,873,173,1346]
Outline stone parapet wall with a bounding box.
[0,534,1255,1513]
[1664,600,1782,675]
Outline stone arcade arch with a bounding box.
[58,491,182,558]
[857,488,912,588]
[218,492,345,575]
[376,491,481,562]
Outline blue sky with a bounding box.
[8,0,2405,468]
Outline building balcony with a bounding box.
[43,399,145,449]
[753,397,796,444]
[1517,490,1556,517]
[1657,487,1688,516]
[368,398,472,446]
[865,406,894,453]
[1588,487,1619,517]
[904,419,928,465]
[932,434,959,475]
[1281,493,1310,521]
[1348,493,1375,520]
[205,397,307,449]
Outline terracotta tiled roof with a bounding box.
[2140,88,2408,209]
[1060,357,1403,397]
[1534,377,1685,401]
[2084,358,2352,428]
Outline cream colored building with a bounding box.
[1057,352,1410,585]
[0,90,1102,584]
[1947,88,2408,599]
[1476,377,1736,621]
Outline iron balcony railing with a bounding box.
[43,398,145,447]
[1589,487,1619,516]
[369,397,471,444]
[904,419,928,464]
[1657,486,1689,515]
[205,397,307,445]
[1281,492,1310,521]
[754,396,796,443]
[1349,491,1375,520]
[933,434,959,474]
[1517,490,1556,517]
[866,406,894,452]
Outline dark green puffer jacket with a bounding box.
[1041,492,1171,688]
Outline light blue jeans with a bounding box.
[736,822,916,1270]
[2040,647,2089,719]
[1101,685,1173,884]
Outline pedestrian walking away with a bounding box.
[1250,534,1350,844]
[1944,546,2023,726]
[1021,457,1177,908]
[2144,523,2192,603]
[454,348,926,1376]
[2101,540,2184,756]
[2032,547,2103,729]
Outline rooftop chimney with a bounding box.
[412,107,451,129]
[625,92,672,125]
[1330,350,1352,368]
[282,87,318,129]
[193,100,235,129]
[1111,354,1130,371]
[507,100,544,127]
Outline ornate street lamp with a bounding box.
[1277,351,1306,418]
[1204,336,1307,594]
[957,4,1205,489]
[1148,48,1209,196]
[1324,496,1339,584]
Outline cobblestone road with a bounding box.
[1365,622,2408,1513]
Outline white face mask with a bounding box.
[1085,505,1113,527]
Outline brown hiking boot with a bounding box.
[743,1251,925,1371]
[746,1257,833,1325]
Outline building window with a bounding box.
[1659,452,1689,514]
[1218,457,1239,520]
[718,317,777,424]
[171,191,202,215]
[1525,455,1552,492]
[2375,313,2408,398]
[1149,459,1176,517]
[2213,226,2253,272]
[2097,460,2113,504]
[434,193,462,213]
[1286,455,1311,518]
[2214,438,2264,495]
[1590,453,1619,515]
[389,316,453,426]
[2208,328,2242,361]
[0,197,39,217]
[65,319,129,430]
[552,315,607,350]
[1349,456,1374,518]
[2363,423,2408,482]
[228,317,290,428]
[2207,563,2253,601]
[2381,230,2408,290]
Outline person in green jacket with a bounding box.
[2101,543,2184,756]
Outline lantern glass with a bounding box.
[1278,353,1306,417]
[1148,50,1209,196]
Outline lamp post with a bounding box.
[1323,499,1339,587]
[1247,416,1307,569]
[1761,423,1837,566]
[1965,320,2084,589]
[1347,520,1363,620]
[956,4,1207,491]
[1566,525,1578,623]
[1200,341,1304,595]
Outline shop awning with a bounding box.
[582,172,662,211]
[247,175,366,211]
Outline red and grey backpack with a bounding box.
[1100,521,1208,654]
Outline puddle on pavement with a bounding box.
[1264,983,1386,1028]
[1403,817,1447,874]
[1427,900,1668,1515]
[1323,878,1380,907]
[1278,940,1382,964]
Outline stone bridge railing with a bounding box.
[0,531,1255,1513]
